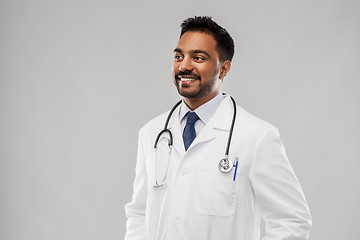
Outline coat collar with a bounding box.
[168,94,235,157]
[179,92,225,126]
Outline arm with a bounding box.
[250,129,312,240]
[124,128,148,240]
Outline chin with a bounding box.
[178,89,202,99]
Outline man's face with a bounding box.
[172,31,223,104]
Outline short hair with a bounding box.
[180,16,235,62]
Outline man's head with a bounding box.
[172,16,234,109]
[180,16,234,62]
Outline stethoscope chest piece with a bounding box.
[218,158,234,173]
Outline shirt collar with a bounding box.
[179,93,226,124]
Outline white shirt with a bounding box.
[179,92,226,136]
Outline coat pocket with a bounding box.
[195,162,239,217]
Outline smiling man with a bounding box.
[125,16,312,240]
[173,30,229,109]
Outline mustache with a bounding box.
[175,70,201,79]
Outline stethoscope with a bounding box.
[153,95,237,187]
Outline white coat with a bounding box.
[125,95,312,240]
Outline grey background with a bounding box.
[1,0,359,239]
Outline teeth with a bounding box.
[180,77,196,82]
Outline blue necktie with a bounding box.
[183,112,199,151]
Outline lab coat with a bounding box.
[125,95,312,240]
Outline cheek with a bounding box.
[200,65,218,78]
[197,65,208,74]
[172,63,179,74]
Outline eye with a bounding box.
[194,56,205,62]
[174,55,183,61]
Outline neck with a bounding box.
[183,92,220,110]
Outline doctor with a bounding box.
[125,16,312,240]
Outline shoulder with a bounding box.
[235,105,279,139]
[222,95,278,134]
[237,106,277,130]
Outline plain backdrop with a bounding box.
[1,0,359,239]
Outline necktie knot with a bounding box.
[186,112,199,125]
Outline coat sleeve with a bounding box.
[124,128,148,240]
[249,129,312,240]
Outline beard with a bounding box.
[174,70,219,99]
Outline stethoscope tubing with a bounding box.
[153,94,237,186]
[225,96,237,157]
[154,94,237,158]
[154,100,182,149]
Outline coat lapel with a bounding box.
[186,95,234,152]
[167,95,235,156]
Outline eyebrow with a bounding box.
[174,48,211,58]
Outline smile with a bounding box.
[180,77,197,82]
[177,75,200,82]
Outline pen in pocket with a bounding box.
[233,157,238,181]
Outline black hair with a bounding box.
[180,16,235,62]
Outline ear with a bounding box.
[219,60,231,80]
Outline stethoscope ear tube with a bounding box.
[154,129,173,148]
[154,100,182,149]
[225,96,237,157]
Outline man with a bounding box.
[125,16,312,240]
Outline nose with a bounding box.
[179,57,194,72]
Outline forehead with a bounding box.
[176,31,218,54]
